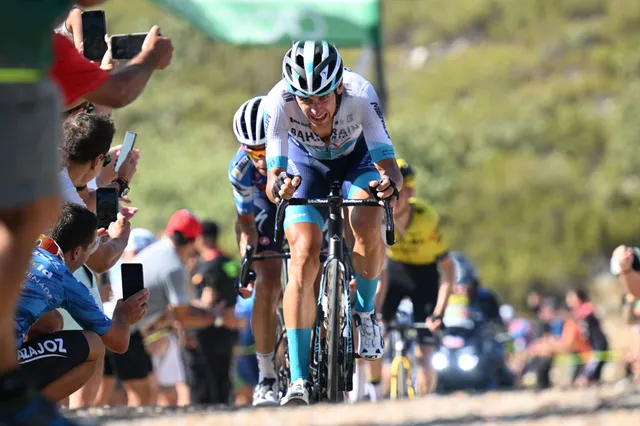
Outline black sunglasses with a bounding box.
[64,102,95,117]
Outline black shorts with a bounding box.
[254,192,283,253]
[103,330,153,381]
[18,330,90,390]
[382,260,440,345]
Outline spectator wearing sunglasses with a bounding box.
[59,112,139,274]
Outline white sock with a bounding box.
[257,352,276,382]
[349,361,367,403]
[369,381,383,401]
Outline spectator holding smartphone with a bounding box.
[15,203,150,403]
[60,112,139,274]
[51,24,174,110]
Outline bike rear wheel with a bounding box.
[273,307,290,400]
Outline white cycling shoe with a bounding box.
[354,311,384,360]
[252,378,279,406]
[280,378,311,406]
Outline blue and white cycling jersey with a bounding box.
[14,247,112,348]
[228,149,268,216]
[264,68,395,171]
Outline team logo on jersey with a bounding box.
[282,93,295,103]
[259,236,271,246]
[370,102,390,138]
[232,157,252,180]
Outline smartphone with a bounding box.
[121,263,144,300]
[111,33,148,60]
[96,187,119,229]
[81,10,107,61]
[114,131,137,174]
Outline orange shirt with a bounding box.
[561,319,591,359]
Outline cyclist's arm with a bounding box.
[228,158,259,255]
[434,253,454,318]
[236,215,258,257]
[264,93,291,203]
[359,83,403,190]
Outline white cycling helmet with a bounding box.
[282,40,344,98]
[232,96,266,147]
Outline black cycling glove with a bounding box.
[272,171,301,200]
[236,269,256,296]
[368,178,399,202]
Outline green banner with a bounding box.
[151,0,379,46]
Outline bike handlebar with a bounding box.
[274,197,395,247]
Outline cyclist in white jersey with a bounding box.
[264,40,403,405]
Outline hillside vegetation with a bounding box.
[100,0,640,303]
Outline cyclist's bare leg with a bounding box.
[284,223,322,383]
[253,256,283,356]
[415,344,436,394]
[347,188,385,358]
[0,195,61,375]
[41,331,105,402]
[347,189,386,309]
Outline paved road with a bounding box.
[67,382,640,426]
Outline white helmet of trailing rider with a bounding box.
[232,96,266,147]
[282,40,344,98]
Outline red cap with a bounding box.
[166,209,202,240]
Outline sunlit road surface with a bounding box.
[68,382,640,426]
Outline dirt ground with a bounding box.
[68,381,640,426]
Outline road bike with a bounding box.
[273,181,395,403]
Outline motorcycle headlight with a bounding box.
[458,353,479,371]
[431,352,448,371]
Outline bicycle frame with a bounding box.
[274,181,395,403]
[387,322,428,400]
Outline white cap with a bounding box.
[126,228,156,254]
[610,247,640,275]
[499,304,515,324]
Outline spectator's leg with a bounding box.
[205,333,236,405]
[95,351,116,406]
[41,331,104,402]
[113,331,155,406]
[535,356,553,389]
[68,349,105,408]
[17,330,105,402]
[0,78,61,380]
[183,345,211,404]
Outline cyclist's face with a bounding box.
[296,83,344,128]
[242,145,267,176]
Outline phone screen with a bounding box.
[111,33,147,60]
[96,188,119,229]
[121,263,144,300]
[114,131,137,174]
[82,10,107,61]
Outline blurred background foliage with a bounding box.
[100,0,640,305]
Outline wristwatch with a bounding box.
[113,177,129,198]
[429,314,443,323]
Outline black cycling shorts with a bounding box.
[103,330,153,381]
[18,330,90,390]
[382,260,440,345]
